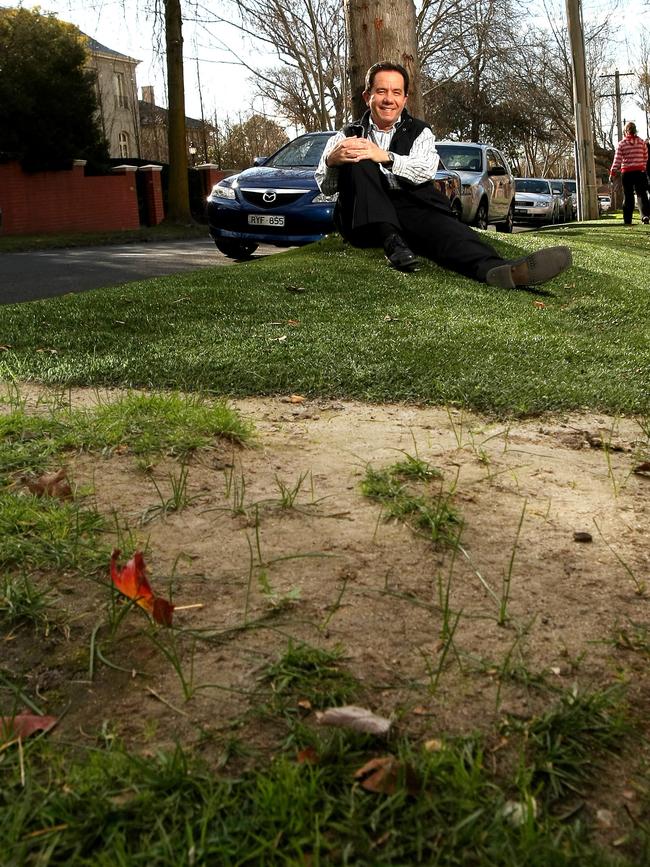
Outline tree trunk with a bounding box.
[165,0,191,223]
[344,0,421,119]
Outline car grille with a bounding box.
[517,200,535,207]
[240,189,307,209]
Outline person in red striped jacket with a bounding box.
[609,121,650,225]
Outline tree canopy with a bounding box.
[0,7,109,171]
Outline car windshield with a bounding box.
[435,145,483,172]
[564,180,576,192]
[265,134,333,168]
[516,179,551,194]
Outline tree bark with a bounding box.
[165,0,191,223]
[344,0,421,119]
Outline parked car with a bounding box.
[548,179,574,222]
[598,194,611,213]
[207,131,464,258]
[434,141,515,232]
[513,178,561,225]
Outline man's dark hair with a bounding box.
[365,62,409,95]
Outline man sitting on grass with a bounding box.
[316,61,572,289]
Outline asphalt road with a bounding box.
[0,238,282,305]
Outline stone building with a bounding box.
[84,35,141,159]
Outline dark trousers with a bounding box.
[621,171,650,224]
[335,160,506,281]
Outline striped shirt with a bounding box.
[316,116,440,196]
[610,135,648,175]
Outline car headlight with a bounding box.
[210,183,236,201]
[312,192,338,203]
[539,197,552,205]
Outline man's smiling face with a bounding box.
[363,70,408,131]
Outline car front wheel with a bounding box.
[473,200,489,230]
[214,239,259,259]
[496,202,514,233]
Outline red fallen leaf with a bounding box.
[25,468,72,500]
[297,746,319,764]
[533,301,546,309]
[354,756,419,795]
[110,549,174,626]
[633,462,650,476]
[0,713,58,742]
[152,597,174,627]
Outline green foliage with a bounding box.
[0,735,633,865]
[0,391,253,482]
[0,8,109,170]
[0,229,647,416]
[0,491,106,573]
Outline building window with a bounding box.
[119,131,130,158]
[114,71,129,109]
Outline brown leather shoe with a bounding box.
[486,246,572,289]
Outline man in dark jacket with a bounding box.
[316,61,571,288]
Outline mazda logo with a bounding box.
[262,190,277,203]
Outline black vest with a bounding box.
[343,109,449,210]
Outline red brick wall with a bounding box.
[0,161,140,236]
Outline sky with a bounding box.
[4,0,649,136]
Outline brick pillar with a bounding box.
[138,164,165,225]
[195,163,230,199]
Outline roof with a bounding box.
[83,34,139,64]
[139,100,210,131]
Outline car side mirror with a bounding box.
[487,165,507,177]
[253,156,268,166]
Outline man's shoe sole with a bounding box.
[486,246,572,289]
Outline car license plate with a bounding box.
[248,214,285,227]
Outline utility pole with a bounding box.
[565,0,599,220]
[599,70,634,142]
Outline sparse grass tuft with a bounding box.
[263,641,359,709]
[512,685,629,803]
[362,457,460,548]
[0,392,254,484]
[0,573,51,629]
[0,491,106,573]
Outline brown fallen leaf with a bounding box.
[290,394,306,404]
[633,462,650,476]
[297,698,312,710]
[533,301,545,308]
[24,468,72,500]
[316,705,392,736]
[287,319,300,327]
[1,713,58,743]
[354,756,419,795]
[296,746,319,764]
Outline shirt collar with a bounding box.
[369,114,402,136]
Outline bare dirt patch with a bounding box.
[4,389,650,772]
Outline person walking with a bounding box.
[609,122,650,225]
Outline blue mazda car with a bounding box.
[207,131,463,259]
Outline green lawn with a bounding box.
[1,223,647,416]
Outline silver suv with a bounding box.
[434,141,515,232]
